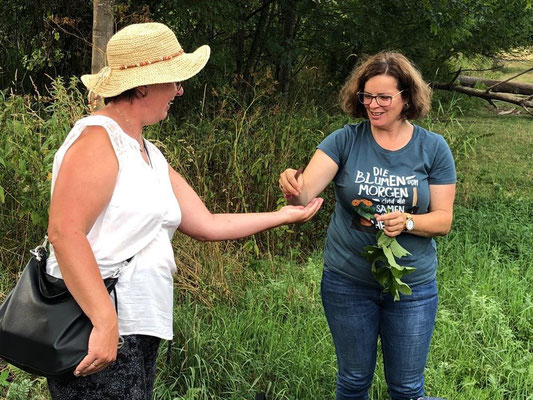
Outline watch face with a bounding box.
[406,219,415,231]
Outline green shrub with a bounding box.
[0,77,86,283]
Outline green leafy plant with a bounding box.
[362,231,416,301]
[0,369,9,387]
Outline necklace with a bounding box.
[111,103,145,152]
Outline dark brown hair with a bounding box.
[104,87,141,105]
[339,51,431,120]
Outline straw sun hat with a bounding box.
[81,22,210,98]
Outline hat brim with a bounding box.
[81,45,210,98]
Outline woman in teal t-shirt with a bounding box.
[279,52,456,400]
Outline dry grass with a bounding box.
[491,48,533,84]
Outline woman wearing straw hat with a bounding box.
[45,22,323,399]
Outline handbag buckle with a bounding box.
[30,236,49,262]
[110,259,130,279]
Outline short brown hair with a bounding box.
[339,52,431,120]
[104,88,141,105]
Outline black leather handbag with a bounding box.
[0,238,120,377]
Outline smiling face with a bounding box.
[143,82,183,124]
[361,74,407,130]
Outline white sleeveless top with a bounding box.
[46,115,181,340]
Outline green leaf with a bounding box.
[389,285,400,301]
[374,266,392,289]
[394,278,412,295]
[382,246,402,269]
[30,211,41,225]
[376,230,394,247]
[355,203,375,220]
[361,231,416,301]
[0,369,9,387]
[12,119,23,135]
[0,186,5,204]
[361,245,383,264]
[402,266,416,274]
[389,238,412,258]
[391,266,404,279]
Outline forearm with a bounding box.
[286,191,313,207]
[49,230,117,326]
[197,211,288,241]
[407,210,453,237]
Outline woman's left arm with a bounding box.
[376,183,456,238]
[169,166,323,241]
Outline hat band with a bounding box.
[119,49,185,70]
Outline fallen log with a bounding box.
[430,82,533,115]
[458,76,533,95]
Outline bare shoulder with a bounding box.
[64,125,117,167]
[76,124,113,148]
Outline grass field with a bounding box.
[490,50,533,85]
[1,58,532,399]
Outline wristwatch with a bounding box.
[404,213,415,231]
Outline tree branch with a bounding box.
[46,17,92,48]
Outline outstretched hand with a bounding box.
[279,197,323,224]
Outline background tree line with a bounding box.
[1,0,532,99]
[0,0,531,271]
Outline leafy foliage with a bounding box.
[362,231,416,301]
[0,77,87,279]
[1,0,532,95]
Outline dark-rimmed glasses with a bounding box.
[357,90,404,107]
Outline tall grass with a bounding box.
[150,198,533,399]
[0,78,344,303]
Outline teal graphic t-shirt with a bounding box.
[317,121,456,287]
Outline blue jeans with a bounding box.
[321,268,438,400]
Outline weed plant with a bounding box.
[0,77,86,293]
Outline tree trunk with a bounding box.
[243,0,271,85]
[278,0,298,94]
[91,0,114,74]
[458,76,533,95]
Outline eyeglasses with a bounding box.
[357,90,405,107]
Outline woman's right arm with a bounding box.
[279,149,339,206]
[47,126,119,377]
